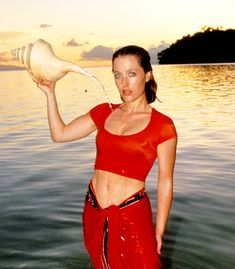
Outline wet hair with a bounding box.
[112,45,157,104]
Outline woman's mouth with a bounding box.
[122,90,132,96]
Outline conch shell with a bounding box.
[11,39,95,82]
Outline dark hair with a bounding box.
[112,45,157,104]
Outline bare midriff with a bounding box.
[91,170,145,209]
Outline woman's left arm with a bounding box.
[156,137,177,254]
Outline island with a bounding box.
[158,27,235,64]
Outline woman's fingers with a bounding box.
[27,68,56,92]
[156,234,162,255]
[27,68,45,87]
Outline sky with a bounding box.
[1,0,235,67]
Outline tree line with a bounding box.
[158,27,235,64]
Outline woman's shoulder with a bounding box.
[90,102,110,111]
[151,108,177,142]
[152,108,174,124]
[90,102,120,112]
[89,103,120,127]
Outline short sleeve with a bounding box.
[158,119,177,144]
[89,103,111,129]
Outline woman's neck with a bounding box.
[120,98,151,113]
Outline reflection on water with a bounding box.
[0,65,235,268]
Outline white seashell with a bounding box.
[11,39,94,82]
[24,43,33,69]
[19,46,25,64]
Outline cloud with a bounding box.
[63,38,86,47]
[0,51,24,70]
[148,41,170,64]
[81,46,113,60]
[40,24,52,28]
[80,43,169,62]
[0,31,24,41]
[0,52,9,62]
[0,51,15,62]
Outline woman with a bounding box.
[29,45,177,269]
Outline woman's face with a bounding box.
[112,55,150,103]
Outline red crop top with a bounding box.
[89,103,177,182]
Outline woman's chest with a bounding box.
[104,111,152,136]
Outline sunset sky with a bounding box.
[1,0,235,67]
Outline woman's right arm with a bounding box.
[30,72,97,143]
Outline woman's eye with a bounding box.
[114,73,121,79]
[129,72,136,77]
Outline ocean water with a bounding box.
[0,65,235,269]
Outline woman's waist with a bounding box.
[91,170,145,209]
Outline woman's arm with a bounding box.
[156,137,177,254]
[46,90,96,142]
[29,71,97,143]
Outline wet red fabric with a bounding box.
[82,188,162,269]
[89,103,177,181]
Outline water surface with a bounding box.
[0,65,235,268]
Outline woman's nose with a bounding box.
[122,75,129,86]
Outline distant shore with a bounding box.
[0,65,25,71]
[1,63,235,72]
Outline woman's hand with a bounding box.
[156,233,163,255]
[27,69,56,95]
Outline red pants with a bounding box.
[82,182,161,269]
